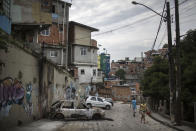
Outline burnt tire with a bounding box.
[106,105,111,110]
[55,113,64,119]
[92,114,101,120]
[87,103,92,108]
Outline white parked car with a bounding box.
[85,96,112,110]
[49,100,105,120]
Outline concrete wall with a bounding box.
[52,0,69,24]
[11,0,52,24]
[77,66,98,84]
[0,44,40,128]
[43,47,67,66]
[0,40,79,129]
[73,45,98,65]
[74,25,91,46]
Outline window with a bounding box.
[80,48,87,56]
[93,69,96,76]
[40,27,50,36]
[97,98,103,102]
[50,51,58,57]
[59,25,63,33]
[1,0,11,19]
[52,5,55,13]
[81,69,85,75]
[90,97,96,101]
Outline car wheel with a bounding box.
[55,113,64,119]
[106,105,111,110]
[87,103,92,108]
[92,114,101,120]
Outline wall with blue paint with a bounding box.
[0,15,11,34]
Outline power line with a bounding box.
[151,0,166,50]
[157,25,167,49]
[93,0,189,38]
[74,0,192,41]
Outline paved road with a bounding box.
[58,102,176,131]
[8,102,176,131]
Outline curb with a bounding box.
[149,114,184,131]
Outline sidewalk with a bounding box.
[149,112,195,131]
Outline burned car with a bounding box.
[49,100,105,120]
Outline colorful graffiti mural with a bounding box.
[24,83,33,116]
[0,77,34,118]
[0,77,24,118]
[0,77,25,108]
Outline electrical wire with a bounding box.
[74,0,192,41]
[157,25,167,49]
[151,0,166,50]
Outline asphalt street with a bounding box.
[57,101,176,131]
[7,102,177,131]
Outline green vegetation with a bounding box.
[180,29,196,121]
[141,29,196,122]
[141,56,169,100]
[115,69,126,80]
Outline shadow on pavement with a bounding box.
[50,117,114,122]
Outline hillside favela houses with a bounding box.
[68,21,103,96]
[0,0,104,129]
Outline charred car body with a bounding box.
[49,100,105,120]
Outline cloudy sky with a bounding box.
[69,0,196,61]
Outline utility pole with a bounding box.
[166,2,175,123]
[174,0,181,125]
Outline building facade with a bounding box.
[38,0,71,66]
[11,0,52,42]
[68,21,102,92]
[110,57,144,84]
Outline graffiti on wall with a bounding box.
[24,83,33,116]
[0,77,25,118]
[0,77,34,118]
[65,81,76,100]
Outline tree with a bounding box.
[140,56,169,100]
[115,69,126,80]
[180,29,196,122]
[141,29,196,122]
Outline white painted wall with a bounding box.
[77,66,102,84]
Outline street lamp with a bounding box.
[132,1,176,123]
[132,1,163,18]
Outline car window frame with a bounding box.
[97,97,103,102]
[90,97,96,101]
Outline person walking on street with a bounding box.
[140,101,147,124]
[131,97,137,117]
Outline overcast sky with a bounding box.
[69,0,196,61]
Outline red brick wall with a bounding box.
[112,86,131,102]
[98,88,112,98]
[38,24,67,45]
[104,81,120,88]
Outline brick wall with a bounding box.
[112,86,131,102]
[98,88,112,98]
[38,24,67,45]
